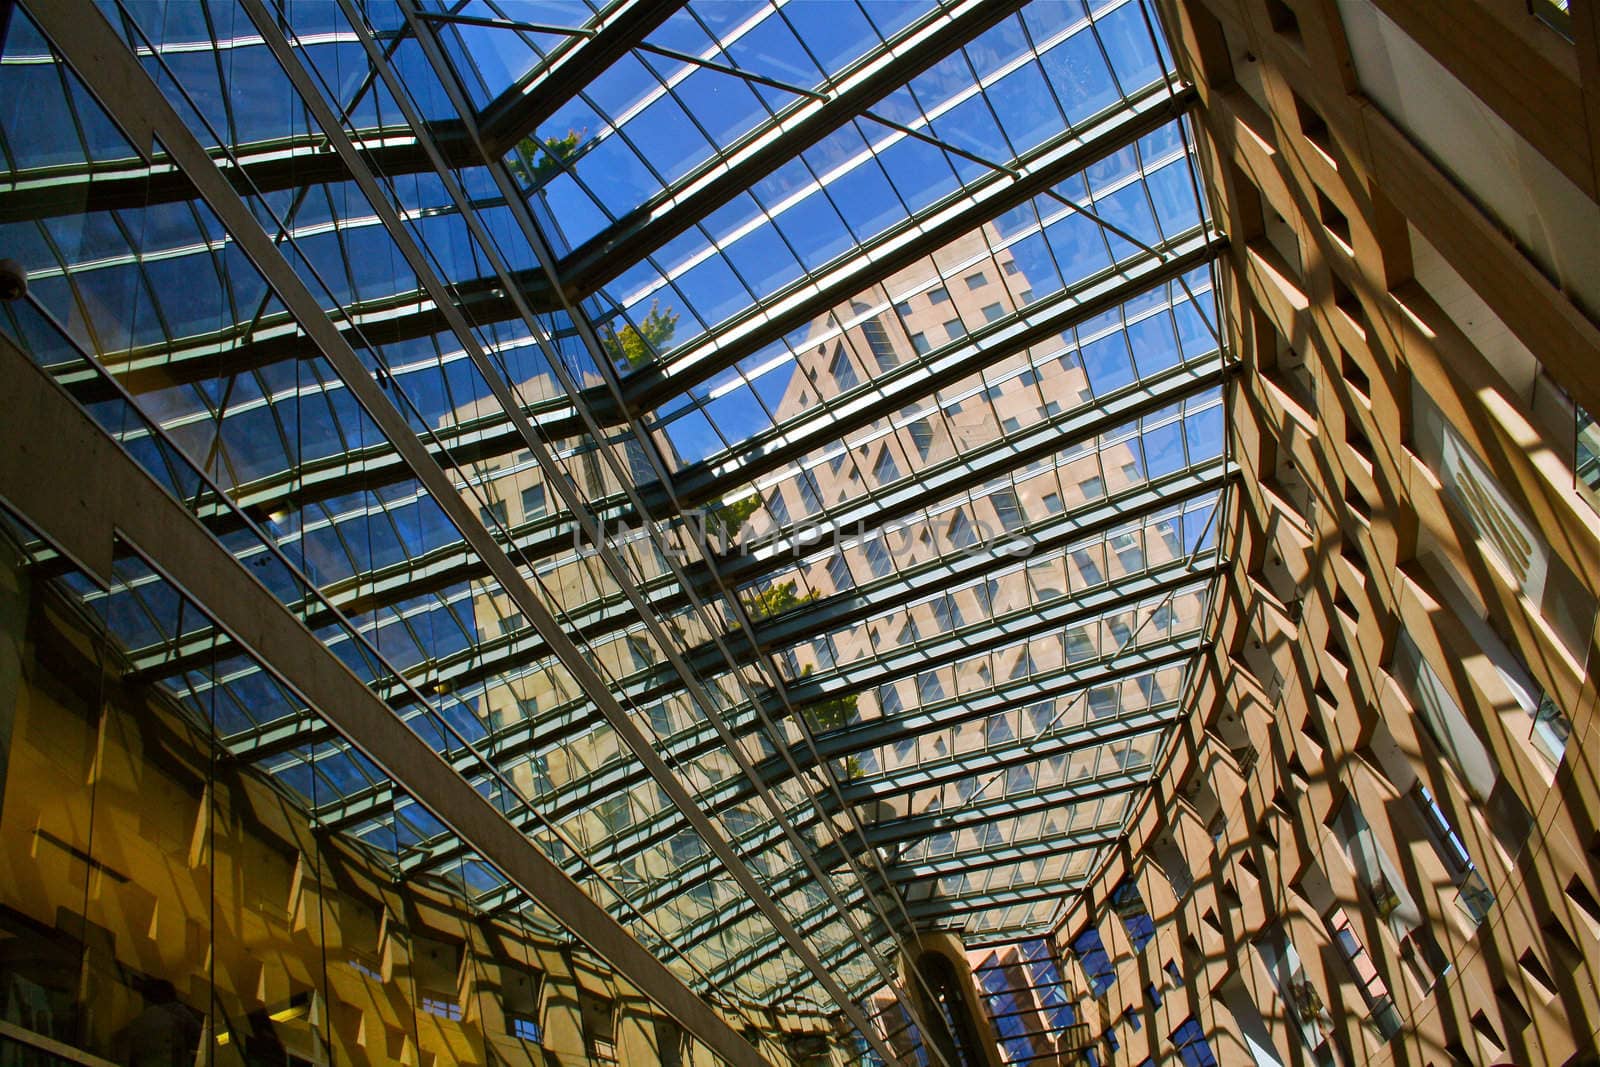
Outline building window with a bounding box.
[827,554,853,590]
[1392,629,1512,808]
[910,331,931,355]
[981,302,1005,322]
[965,270,989,289]
[917,671,944,702]
[991,488,1025,531]
[1110,880,1156,951]
[932,595,963,631]
[830,344,859,390]
[521,483,546,519]
[1080,475,1105,499]
[908,419,934,459]
[865,537,892,579]
[1071,926,1116,995]
[1412,386,1596,661]
[422,995,462,1021]
[1010,648,1037,680]
[1531,0,1572,38]
[1169,1018,1218,1067]
[873,448,901,484]
[944,318,965,340]
[1412,784,1495,925]
[948,510,977,549]
[797,471,822,515]
[861,317,899,371]
[1088,686,1118,719]
[1328,907,1404,1039]
[1577,403,1599,511]
[766,488,791,526]
[929,286,950,304]
[1074,548,1104,585]
[596,794,631,835]
[1111,531,1144,571]
[480,499,508,528]
[1043,493,1063,514]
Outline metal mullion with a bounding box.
[771,564,1215,710]
[906,879,1098,920]
[546,720,1160,910]
[58,91,1193,411]
[666,260,1217,509]
[706,369,1227,615]
[135,452,1219,694]
[275,0,905,1029]
[712,380,1225,624]
[601,716,1152,876]
[696,882,890,987]
[74,262,562,396]
[134,492,1209,767]
[608,84,1196,411]
[416,10,597,37]
[837,776,1149,861]
[472,0,682,157]
[552,634,1201,818]
[601,694,1190,908]
[885,832,1121,886]
[565,566,1212,749]
[732,474,1224,664]
[552,0,1031,296]
[831,719,1174,808]
[804,638,1201,765]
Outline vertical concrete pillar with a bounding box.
[0,539,28,822]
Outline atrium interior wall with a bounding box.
[0,0,1598,1065]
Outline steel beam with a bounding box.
[607,86,1200,414]
[830,718,1177,808]
[905,882,1092,921]
[0,127,477,224]
[474,0,685,158]
[131,366,1224,691]
[885,831,1124,885]
[661,270,1220,515]
[829,772,1149,860]
[551,0,1029,297]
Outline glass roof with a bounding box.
[0,0,1229,1050]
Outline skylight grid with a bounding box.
[0,0,1229,1031]
[582,0,1179,371]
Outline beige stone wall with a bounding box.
[1044,1,1600,1064]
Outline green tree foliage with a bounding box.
[803,692,858,733]
[600,299,679,368]
[800,686,861,779]
[744,579,816,621]
[509,128,583,187]
[703,494,761,544]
